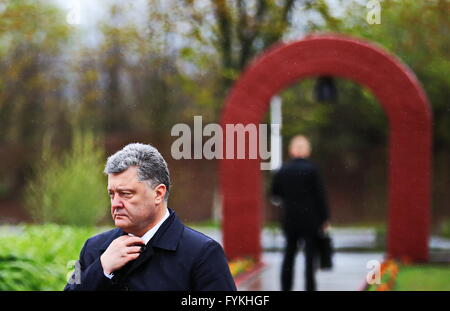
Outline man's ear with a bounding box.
[154,184,167,204]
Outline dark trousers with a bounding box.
[281,233,318,291]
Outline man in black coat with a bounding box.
[64,143,236,291]
[271,135,330,291]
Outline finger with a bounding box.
[126,246,143,254]
[124,237,145,246]
[115,235,131,242]
[126,253,140,261]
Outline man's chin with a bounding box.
[114,218,130,230]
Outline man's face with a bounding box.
[107,166,165,235]
[289,137,311,158]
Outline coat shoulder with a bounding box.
[180,226,221,252]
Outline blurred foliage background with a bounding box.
[0,0,448,290]
[0,0,446,225]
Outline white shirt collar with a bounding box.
[128,208,170,245]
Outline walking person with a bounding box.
[271,135,330,291]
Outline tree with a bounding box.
[0,0,72,196]
[307,0,450,150]
[181,0,309,110]
[301,0,450,223]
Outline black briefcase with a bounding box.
[317,230,334,270]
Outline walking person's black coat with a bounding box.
[272,157,330,291]
[272,158,329,236]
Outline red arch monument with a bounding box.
[219,34,432,263]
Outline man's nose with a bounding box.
[111,194,124,208]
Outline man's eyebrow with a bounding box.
[109,187,135,192]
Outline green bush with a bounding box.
[439,220,450,239]
[0,224,102,290]
[25,130,109,226]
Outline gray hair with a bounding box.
[104,143,171,201]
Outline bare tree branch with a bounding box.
[263,0,298,48]
[212,0,233,72]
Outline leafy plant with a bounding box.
[228,257,256,278]
[24,130,109,226]
[0,224,102,290]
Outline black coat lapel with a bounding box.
[119,243,155,281]
[109,209,182,287]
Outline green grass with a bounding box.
[185,219,220,229]
[394,265,450,291]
